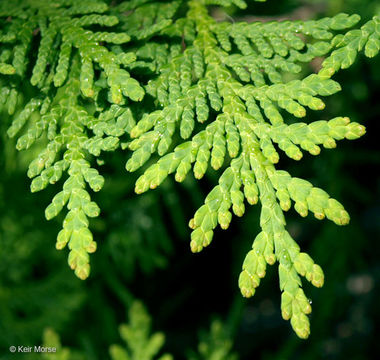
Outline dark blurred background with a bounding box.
[0,0,379,359]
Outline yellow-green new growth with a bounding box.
[1,0,144,279]
[1,0,379,339]
[125,0,377,339]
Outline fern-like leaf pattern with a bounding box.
[1,0,379,338]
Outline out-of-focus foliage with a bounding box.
[187,320,238,360]
[109,301,173,360]
[26,309,239,360]
[40,328,73,360]
[105,194,173,281]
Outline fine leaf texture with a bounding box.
[1,0,379,338]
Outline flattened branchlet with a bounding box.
[1,0,378,338]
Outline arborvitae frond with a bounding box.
[109,301,173,360]
[0,0,143,104]
[124,1,377,338]
[1,0,379,338]
[320,15,380,77]
[1,0,142,280]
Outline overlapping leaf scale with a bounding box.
[252,116,365,163]
[126,44,226,174]
[1,0,156,279]
[11,63,98,279]
[240,148,324,339]
[320,15,380,78]
[212,13,360,86]
[125,0,369,338]
[0,12,36,114]
[187,75,333,338]
[2,0,377,339]
[5,54,138,279]
[0,0,144,104]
